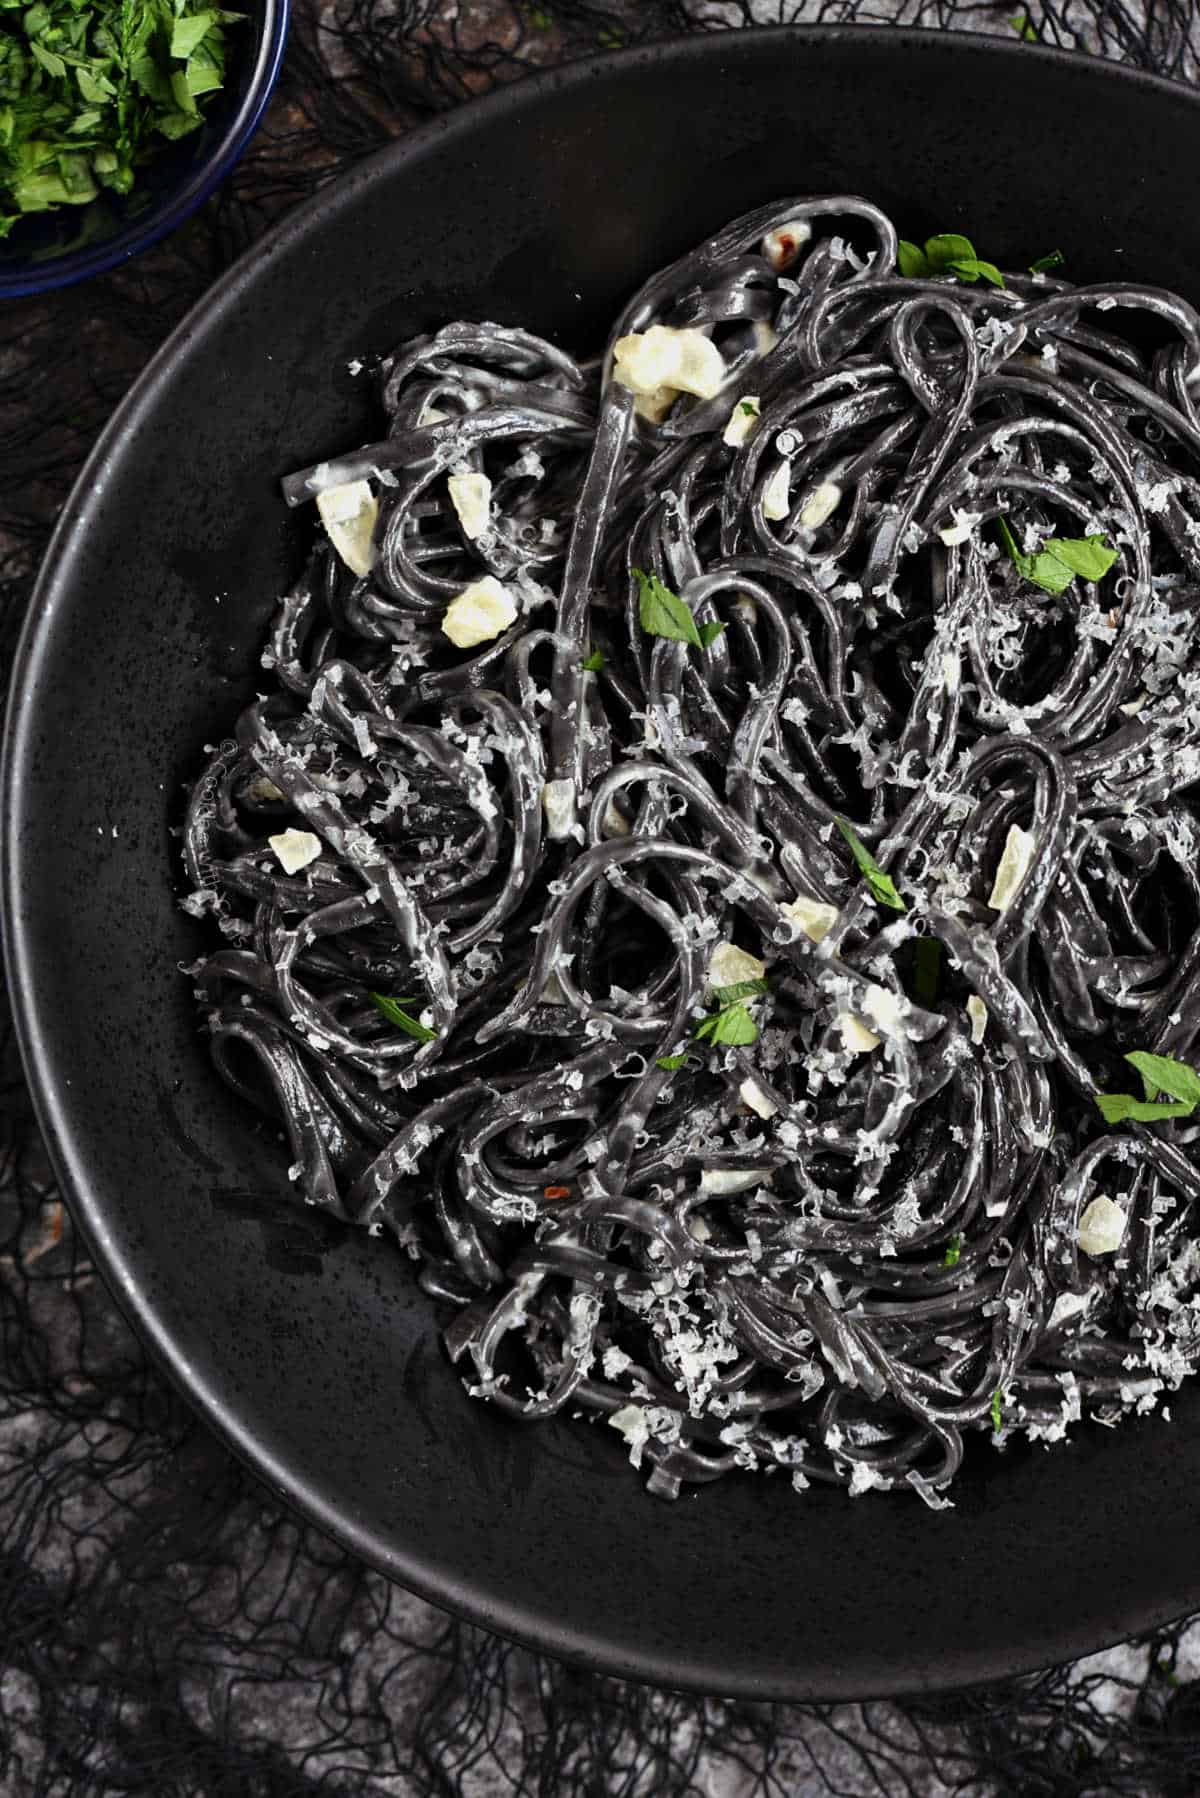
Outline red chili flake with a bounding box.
[543,1185,571,1200]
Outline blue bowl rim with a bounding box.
[0,0,291,299]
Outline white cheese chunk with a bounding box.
[861,984,904,1036]
[837,1012,881,1054]
[441,575,518,649]
[987,823,1036,912]
[268,828,322,875]
[762,219,813,270]
[739,1078,778,1120]
[447,470,492,540]
[782,894,838,944]
[699,1168,773,1194]
[633,384,677,423]
[541,778,576,841]
[723,396,760,448]
[316,479,378,577]
[707,941,766,990]
[799,480,842,529]
[966,994,988,1044]
[1078,1196,1126,1258]
[688,1214,713,1241]
[612,326,726,401]
[762,461,791,521]
[245,776,286,803]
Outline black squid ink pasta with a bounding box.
[181,196,1200,1504]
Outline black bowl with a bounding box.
[6,28,1200,1702]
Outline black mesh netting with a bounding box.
[5,4,1200,1794]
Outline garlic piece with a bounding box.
[837,1012,881,1054]
[723,396,760,448]
[799,480,842,529]
[739,1078,778,1120]
[268,829,322,875]
[447,470,492,540]
[762,461,791,521]
[1077,1196,1126,1258]
[782,895,838,944]
[707,941,766,991]
[987,824,1036,913]
[316,480,378,577]
[441,575,518,649]
[966,995,988,1044]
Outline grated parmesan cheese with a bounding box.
[268,829,322,875]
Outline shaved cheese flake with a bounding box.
[316,479,377,576]
[762,461,791,521]
[782,894,838,943]
[1119,692,1149,716]
[762,219,812,270]
[938,508,983,547]
[268,828,322,875]
[723,395,760,448]
[941,651,961,693]
[608,1404,650,1466]
[541,779,576,840]
[447,470,492,540]
[613,326,726,401]
[1047,1290,1090,1331]
[837,1012,881,1054]
[707,941,766,991]
[688,1214,713,1241]
[966,995,988,1044]
[987,824,1036,913]
[442,576,518,649]
[739,1078,778,1120]
[861,983,904,1037]
[1078,1196,1126,1258]
[799,481,842,529]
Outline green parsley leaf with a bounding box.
[656,1052,688,1070]
[369,991,438,1044]
[634,567,723,653]
[170,11,218,58]
[943,1234,962,1268]
[835,816,907,912]
[897,239,931,278]
[739,399,759,418]
[1124,1051,1200,1106]
[1094,1092,1193,1126]
[1029,249,1065,275]
[1009,11,1039,38]
[899,232,1006,289]
[694,1003,758,1047]
[581,650,605,672]
[991,1388,1004,1432]
[998,516,1118,594]
[712,978,769,1005]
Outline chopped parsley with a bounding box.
[1095,1051,1200,1125]
[1028,249,1065,275]
[1009,12,1039,38]
[656,1052,688,1071]
[896,232,1004,290]
[835,816,907,912]
[693,978,769,1049]
[0,0,243,233]
[369,992,438,1044]
[943,1234,962,1269]
[634,567,726,651]
[739,399,759,418]
[581,649,605,672]
[998,517,1118,596]
[991,1387,1004,1432]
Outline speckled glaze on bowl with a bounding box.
[0,0,289,297]
[6,28,1200,1702]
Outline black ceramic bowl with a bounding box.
[6,28,1200,1702]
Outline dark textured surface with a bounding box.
[8,27,1200,1707]
[5,3,1200,1793]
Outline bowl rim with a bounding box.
[0,0,291,299]
[8,23,1200,1700]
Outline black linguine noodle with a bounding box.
[182,196,1200,1504]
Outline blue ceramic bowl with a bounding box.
[0,0,289,298]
